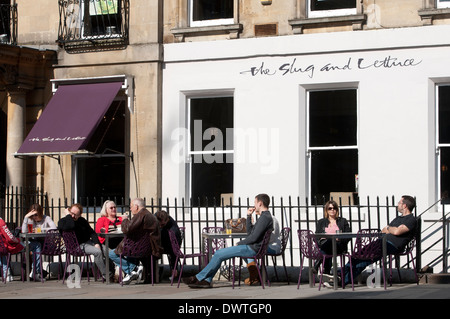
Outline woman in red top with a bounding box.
[0,217,24,281]
[96,200,123,248]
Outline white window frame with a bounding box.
[185,93,234,202]
[188,0,234,27]
[306,87,359,199]
[437,0,450,9]
[307,0,357,18]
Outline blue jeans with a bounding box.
[109,249,138,275]
[343,240,399,285]
[196,245,257,283]
[29,240,42,273]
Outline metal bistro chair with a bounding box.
[168,229,207,288]
[297,229,351,290]
[351,228,385,289]
[232,229,273,289]
[62,231,98,284]
[35,229,66,283]
[0,235,24,283]
[202,226,226,261]
[266,227,291,284]
[388,236,419,285]
[119,233,154,286]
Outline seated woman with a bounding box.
[0,217,24,282]
[314,200,351,275]
[95,200,124,249]
[21,203,57,280]
[155,210,181,279]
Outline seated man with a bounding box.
[342,195,418,286]
[109,198,163,284]
[183,193,274,288]
[58,203,112,280]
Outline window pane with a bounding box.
[310,149,358,204]
[439,86,450,144]
[85,100,125,154]
[441,147,450,201]
[76,156,125,204]
[190,97,233,151]
[311,0,355,11]
[192,0,233,21]
[309,89,357,147]
[191,160,233,207]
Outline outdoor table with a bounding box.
[19,232,48,282]
[98,230,124,284]
[201,232,271,284]
[313,232,385,290]
[201,232,247,262]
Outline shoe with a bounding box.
[5,273,13,282]
[134,265,144,283]
[122,273,134,285]
[244,277,261,286]
[29,271,44,282]
[322,281,333,288]
[188,279,212,288]
[182,275,199,285]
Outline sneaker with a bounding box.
[29,271,44,282]
[134,265,144,283]
[122,273,134,285]
[5,273,13,282]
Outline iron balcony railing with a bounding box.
[0,3,17,45]
[57,0,129,53]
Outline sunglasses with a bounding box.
[327,207,337,211]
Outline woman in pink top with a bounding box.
[96,200,124,248]
[314,200,351,275]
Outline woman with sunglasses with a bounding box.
[314,200,351,276]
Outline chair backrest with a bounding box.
[352,228,382,260]
[280,227,291,253]
[41,229,65,255]
[202,226,225,255]
[61,231,85,256]
[253,229,273,259]
[121,233,153,258]
[298,229,322,260]
[168,229,184,258]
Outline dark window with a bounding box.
[76,99,125,204]
[84,0,122,36]
[310,149,358,202]
[189,97,233,207]
[308,89,358,203]
[309,89,357,147]
[311,0,355,11]
[438,85,450,200]
[192,0,233,22]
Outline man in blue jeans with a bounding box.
[183,193,274,288]
[341,195,418,287]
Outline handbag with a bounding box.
[225,218,247,233]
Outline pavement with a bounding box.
[0,275,448,300]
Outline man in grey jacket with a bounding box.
[183,193,274,288]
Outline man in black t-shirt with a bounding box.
[342,195,417,286]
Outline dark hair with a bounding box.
[255,194,270,208]
[401,195,416,212]
[29,203,44,218]
[323,200,340,219]
[69,203,83,215]
[155,210,169,226]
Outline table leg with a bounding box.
[332,237,338,290]
[105,236,110,284]
[25,236,30,282]
[382,235,387,290]
[308,257,313,288]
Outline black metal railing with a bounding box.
[57,0,129,52]
[1,186,434,276]
[0,3,17,45]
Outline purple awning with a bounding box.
[16,81,122,156]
